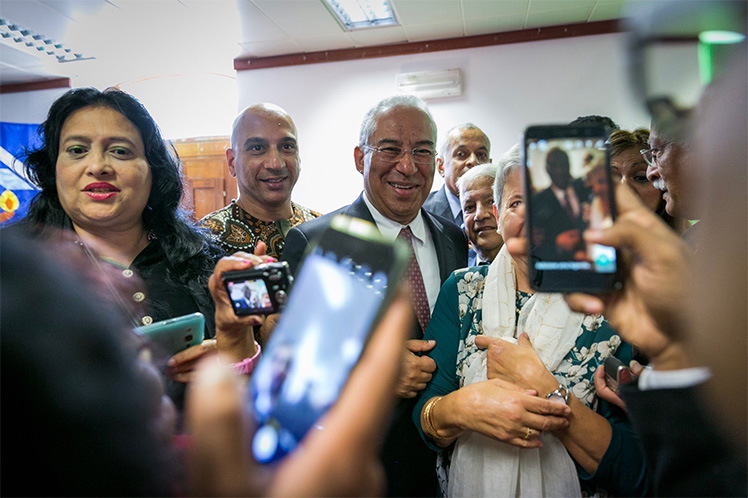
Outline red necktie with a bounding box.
[398,226,431,333]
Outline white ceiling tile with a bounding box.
[462,0,529,19]
[252,0,342,36]
[348,25,408,46]
[464,13,527,36]
[528,0,595,13]
[238,38,304,58]
[391,0,461,25]
[403,21,463,41]
[295,33,357,52]
[236,0,289,42]
[527,7,594,27]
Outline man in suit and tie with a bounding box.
[531,146,590,262]
[282,95,467,497]
[423,123,491,227]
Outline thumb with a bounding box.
[518,332,533,348]
[406,339,436,353]
[474,335,499,350]
[254,240,267,256]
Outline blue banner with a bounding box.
[0,122,41,225]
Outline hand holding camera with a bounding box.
[208,252,282,362]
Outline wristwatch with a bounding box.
[545,384,570,405]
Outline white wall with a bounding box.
[236,33,653,214]
[1,32,662,215]
[0,88,69,125]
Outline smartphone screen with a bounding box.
[248,216,408,464]
[524,125,620,292]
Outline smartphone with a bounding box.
[222,262,292,316]
[604,356,633,395]
[135,312,204,356]
[248,215,410,464]
[523,124,621,292]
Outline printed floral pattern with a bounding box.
[451,267,623,408]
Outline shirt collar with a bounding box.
[362,191,427,244]
[445,187,462,219]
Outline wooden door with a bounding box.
[173,137,236,221]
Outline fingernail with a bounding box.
[266,257,277,262]
[167,358,176,366]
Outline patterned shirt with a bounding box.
[199,200,321,258]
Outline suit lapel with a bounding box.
[423,209,455,283]
[344,193,376,226]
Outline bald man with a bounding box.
[200,104,320,257]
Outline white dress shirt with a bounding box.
[362,192,441,312]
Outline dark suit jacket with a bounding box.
[423,186,456,225]
[282,193,468,497]
[531,179,590,262]
[621,383,747,497]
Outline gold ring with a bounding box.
[524,427,532,440]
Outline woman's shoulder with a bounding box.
[451,264,490,282]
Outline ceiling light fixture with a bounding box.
[322,0,398,31]
[0,18,94,63]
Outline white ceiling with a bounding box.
[0,0,639,87]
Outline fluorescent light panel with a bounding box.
[0,18,93,63]
[322,0,398,30]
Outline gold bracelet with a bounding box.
[422,396,447,441]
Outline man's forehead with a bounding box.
[448,128,489,149]
[462,181,493,198]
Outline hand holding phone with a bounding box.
[603,356,633,395]
[248,215,409,464]
[135,312,204,356]
[523,124,621,292]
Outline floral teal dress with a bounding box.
[413,265,650,496]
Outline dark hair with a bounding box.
[569,115,620,131]
[22,87,221,284]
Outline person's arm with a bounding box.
[186,292,414,497]
[412,273,461,450]
[414,273,570,451]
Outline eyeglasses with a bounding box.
[640,140,675,167]
[361,145,435,165]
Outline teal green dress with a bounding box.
[413,265,650,496]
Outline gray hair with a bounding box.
[456,162,497,198]
[439,123,491,158]
[358,95,436,146]
[493,144,522,209]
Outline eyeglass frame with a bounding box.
[360,144,436,165]
[640,139,676,167]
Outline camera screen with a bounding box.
[249,248,389,464]
[525,137,616,274]
[227,278,274,314]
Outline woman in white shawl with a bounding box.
[413,146,649,497]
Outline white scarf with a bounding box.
[448,245,585,497]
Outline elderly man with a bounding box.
[199,103,320,258]
[282,95,467,497]
[423,123,491,227]
[456,163,502,266]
